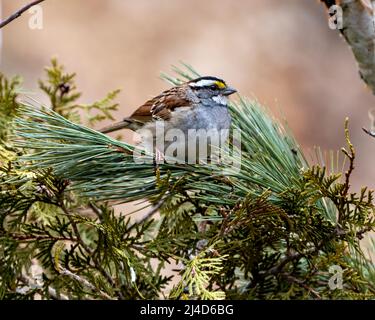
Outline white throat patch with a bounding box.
[212,95,228,105]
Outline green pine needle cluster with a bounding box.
[0,60,374,300]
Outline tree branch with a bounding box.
[0,0,46,29]
[7,232,78,243]
[320,0,337,9]
[279,273,322,299]
[320,0,375,94]
[363,127,375,137]
[59,268,115,300]
[128,195,168,230]
[261,226,346,278]
[59,202,126,300]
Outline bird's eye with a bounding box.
[209,85,217,90]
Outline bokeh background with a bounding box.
[1,0,374,191]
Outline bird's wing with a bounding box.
[100,86,193,133]
[130,86,192,122]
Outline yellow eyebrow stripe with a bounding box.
[215,81,226,89]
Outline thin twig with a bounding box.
[59,268,115,300]
[88,201,104,222]
[264,251,304,276]
[60,203,92,254]
[356,225,374,239]
[137,201,164,224]
[339,119,355,223]
[280,273,322,300]
[363,127,375,138]
[0,0,46,29]
[129,196,167,229]
[7,233,78,243]
[261,226,346,278]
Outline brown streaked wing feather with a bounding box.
[129,86,191,122]
[128,100,154,123]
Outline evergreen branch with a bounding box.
[339,118,355,224]
[0,74,22,141]
[0,0,46,29]
[59,202,125,300]
[3,62,374,300]
[170,249,227,300]
[342,118,355,197]
[59,202,91,254]
[13,96,327,216]
[261,226,346,278]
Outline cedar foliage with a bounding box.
[0,60,374,300]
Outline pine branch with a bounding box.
[13,95,322,215]
[2,62,374,300]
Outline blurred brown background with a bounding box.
[1,0,374,190]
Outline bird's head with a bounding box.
[187,76,237,105]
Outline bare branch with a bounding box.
[0,0,46,29]
[363,126,375,137]
[135,199,164,224]
[7,232,78,243]
[59,268,115,300]
[88,202,103,220]
[321,0,375,94]
[128,195,168,230]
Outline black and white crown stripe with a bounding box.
[188,76,226,88]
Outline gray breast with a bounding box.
[139,103,232,163]
[170,104,231,132]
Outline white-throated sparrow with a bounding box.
[100,76,237,163]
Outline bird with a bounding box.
[99,76,237,163]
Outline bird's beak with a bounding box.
[222,87,237,96]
